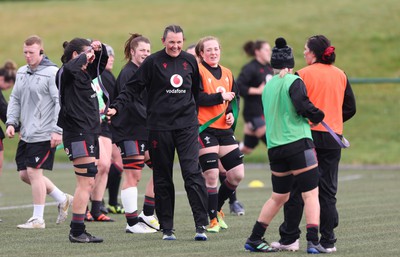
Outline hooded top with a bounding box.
[6,56,62,143]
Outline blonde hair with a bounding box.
[195,36,220,62]
[24,35,43,48]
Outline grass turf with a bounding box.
[0,164,399,257]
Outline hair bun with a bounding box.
[275,37,287,49]
[62,41,69,49]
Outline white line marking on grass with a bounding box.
[0,202,58,211]
[0,174,362,211]
[339,174,363,181]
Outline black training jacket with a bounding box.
[57,46,108,134]
[237,59,273,120]
[111,49,200,131]
[111,62,148,142]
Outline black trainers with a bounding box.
[194,226,207,241]
[162,229,176,240]
[69,231,103,243]
[244,238,277,252]
[307,241,328,254]
[195,225,206,234]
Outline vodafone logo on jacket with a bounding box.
[166,74,186,94]
[170,74,183,88]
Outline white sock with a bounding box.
[33,204,45,220]
[48,187,66,203]
[121,187,138,213]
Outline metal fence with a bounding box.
[349,78,400,84]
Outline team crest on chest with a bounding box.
[216,86,226,93]
[265,74,273,83]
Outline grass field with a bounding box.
[0,2,399,254]
[0,164,399,257]
[0,0,400,165]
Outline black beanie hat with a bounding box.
[270,37,295,69]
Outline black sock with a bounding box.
[107,163,122,206]
[218,180,237,211]
[207,187,218,220]
[229,191,237,204]
[126,211,139,226]
[306,224,319,244]
[143,195,155,216]
[70,214,86,236]
[249,221,268,241]
[91,200,102,218]
[220,173,237,204]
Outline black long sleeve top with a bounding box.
[110,62,148,142]
[237,59,273,120]
[111,49,200,131]
[57,46,108,134]
[0,91,7,139]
